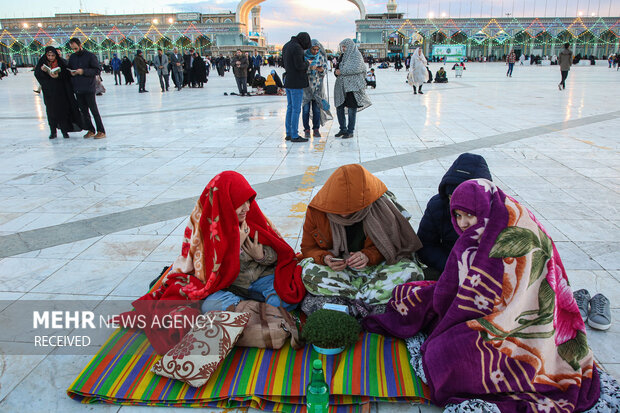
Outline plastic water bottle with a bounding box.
[306,359,329,413]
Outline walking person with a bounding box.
[282,32,312,142]
[134,50,149,93]
[34,46,83,139]
[153,49,169,92]
[506,49,516,77]
[333,38,371,139]
[408,48,428,94]
[170,48,184,90]
[110,53,121,85]
[67,37,106,139]
[120,56,134,85]
[232,49,249,96]
[558,42,573,91]
[302,39,331,138]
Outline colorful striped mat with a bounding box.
[67,326,429,411]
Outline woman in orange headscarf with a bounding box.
[121,171,305,354]
[299,164,424,316]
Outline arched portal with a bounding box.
[236,0,366,33]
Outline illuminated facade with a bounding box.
[356,6,620,59]
[0,10,267,64]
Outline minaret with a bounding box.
[251,6,261,34]
[387,0,397,13]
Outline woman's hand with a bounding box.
[346,251,369,270]
[50,72,59,79]
[239,220,250,246]
[324,255,347,271]
[242,231,264,261]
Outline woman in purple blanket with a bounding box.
[364,178,616,412]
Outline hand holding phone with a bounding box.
[325,255,346,271]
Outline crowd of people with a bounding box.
[18,28,620,412]
[118,157,617,412]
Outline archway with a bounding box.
[235,0,366,33]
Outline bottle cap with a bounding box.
[313,359,322,370]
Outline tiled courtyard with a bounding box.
[0,61,618,412]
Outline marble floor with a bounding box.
[0,61,618,413]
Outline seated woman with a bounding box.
[434,67,448,83]
[364,179,606,412]
[300,164,424,317]
[365,68,376,88]
[264,70,283,95]
[120,171,305,354]
[417,153,491,279]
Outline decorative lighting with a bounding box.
[23,23,29,28]
[591,12,596,16]
[37,23,42,28]
[168,18,174,24]
[428,12,434,18]
[441,12,446,18]
[152,19,159,24]
[578,11,583,16]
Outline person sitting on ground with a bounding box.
[251,72,266,88]
[299,164,424,318]
[451,62,466,70]
[119,171,306,354]
[264,69,283,95]
[416,153,491,280]
[365,68,376,88]
[434,67,448,83]
[364,178,614,412]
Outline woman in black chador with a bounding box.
[120,56,134,85]
[34,46,83,139]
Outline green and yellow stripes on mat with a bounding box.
[67,327,430,412]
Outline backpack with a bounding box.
[233,301,303,350]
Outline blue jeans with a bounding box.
[336,105,357,134]
[285,88,304,138]
[235,76,247,95]
[507,63,514,76]
[302,100,320,131]
[201,274,296,312]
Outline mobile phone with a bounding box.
[330,257,344,261]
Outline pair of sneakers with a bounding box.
[573,289,611,330]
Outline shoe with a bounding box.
[62,132,70,139]
[161,89,165,92]
[304,129,311,138]
[558,84,562,91]
[83,131,95,139]
[285,135,291,141]
[313,129,321,137]
[166,87,169,91]
[342,133,353,139]
[290,136,309,142]
[573,289,590,321]
[48,133,57,139]
[334,131,346,137]
[588,294,611,330]
[94,132,106,139]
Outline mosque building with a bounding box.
[0,0,618,64]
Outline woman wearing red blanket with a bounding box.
[120,171,306,354]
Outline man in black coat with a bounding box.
[282,32,311,142]
[416,153,492,279]
[68,37,106,139]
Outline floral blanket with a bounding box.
[364,179,600,412]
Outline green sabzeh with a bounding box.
[475,226,589,371]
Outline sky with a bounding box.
[2,0,619,45]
